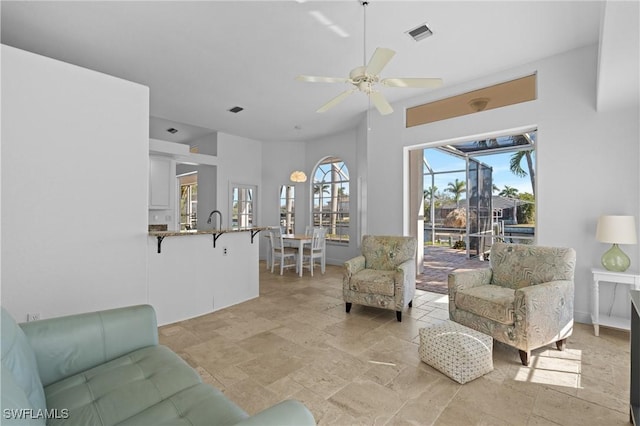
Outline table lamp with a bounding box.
[595,215,637,272]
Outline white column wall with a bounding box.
[1,45,150,321]
[216,132,263,229]
[260,141,306,261]
[305,128,362,264]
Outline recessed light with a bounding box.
[228,106,244,113]
[166,128,178,134]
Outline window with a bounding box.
[231,185,255,229]
[178,172,197,231]
[280,185,295,234]
[313,157,349,243]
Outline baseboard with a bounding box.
[574,310,591,325]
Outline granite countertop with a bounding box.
[148,226,271,237]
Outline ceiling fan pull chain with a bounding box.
[362,1,368,68]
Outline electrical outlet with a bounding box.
[223,247,228,256]
[27,313,40,322]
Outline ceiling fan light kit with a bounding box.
[296,0,443,116]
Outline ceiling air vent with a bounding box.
[228,106,244,113]
[406,23,433,42]
[166,128,178,134]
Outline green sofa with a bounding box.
[1,305,315,425]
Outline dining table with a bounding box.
[282,233,312,277]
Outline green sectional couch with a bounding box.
[1,305,315,425]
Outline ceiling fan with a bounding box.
[296,1,443,116]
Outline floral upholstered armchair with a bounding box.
[343,235,417,322]
[448,241,576,366]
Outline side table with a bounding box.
[631,290,639,425]
[591,268,640,336]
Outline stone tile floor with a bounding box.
[160,263,631,425]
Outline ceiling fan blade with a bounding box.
[296,75,348,83]
[365,47,395,76]
[370,91,393,115]
[317,89,356,113]
[381,77,443,88]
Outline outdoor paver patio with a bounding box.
[417,245,488,294]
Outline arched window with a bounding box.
[312,157,349,243]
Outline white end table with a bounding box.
[591,267,640,336]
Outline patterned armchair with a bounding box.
[448,241,576,366]
[343,235,417,322]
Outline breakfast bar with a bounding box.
[150,227,270,253]
[147,227,270,325]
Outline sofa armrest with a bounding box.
[447,268,493,315]
[233,400,316,426]
[448,268,492,293]
[514,280,574,348]
[396,258,416,307]
[20,304,158,386]
[344,255,365,277]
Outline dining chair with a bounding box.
[302,227,326,276]
[269,228,298,275]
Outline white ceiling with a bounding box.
[1,1,606,143]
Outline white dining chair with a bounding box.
[302,227,326,276]
[269,228,298,275]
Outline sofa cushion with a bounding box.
[455,285,516,325]
[1,307,47,419]
[362,235,416,271]
[349,269,396,296]
[490,242,576,289]
[44,345,248,426]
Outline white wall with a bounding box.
[259,128,364,265]
[367,44,639,323]
[255,20,636,311]
[195,164,218,231]
[217,132,263,229]
[305,128,362,264]
[260,141,306,260]
[148,231,259,326]
[1,45,150,321]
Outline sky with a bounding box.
[423,148,535,197]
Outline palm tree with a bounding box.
[423,186,438,220]
[498,185,519,198]
[313,182,330,226]
[508,135,536,196]
[446,179,466,208]
[499,185,519,224]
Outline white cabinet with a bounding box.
[149,156,173,210]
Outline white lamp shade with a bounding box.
[596,215,637,244]
[290,171,307,183]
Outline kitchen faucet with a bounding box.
[206,210,223,230]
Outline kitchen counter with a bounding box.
[146,227,268,325]
[149,226,271,237]
[149,226,271,253]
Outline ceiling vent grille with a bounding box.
[166,128,178,134]
[406,23,433,42]
[228,106,244,113]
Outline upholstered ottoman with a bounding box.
[419,320,493,384]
